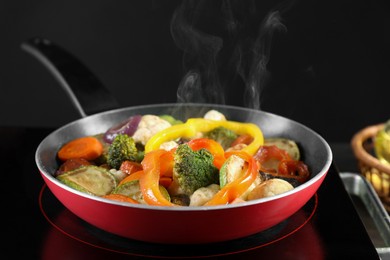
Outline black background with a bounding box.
[1,0,389,142]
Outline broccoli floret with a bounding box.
[204,126,238,150]
[172,144,219,195]
[107,134,138,169]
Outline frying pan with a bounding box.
[23,37,332,244]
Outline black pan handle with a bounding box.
[21,37,119,117]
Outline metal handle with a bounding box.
[21,37,119,117]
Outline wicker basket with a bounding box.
[351,123,390,211]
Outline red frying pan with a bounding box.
[23,37,332,244]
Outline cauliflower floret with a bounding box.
[190,184,220,206]
[241,175,262,200]
[204,110,226,121]
[159,141,178,151]
[247,179,294,200]
[132,115,171,145]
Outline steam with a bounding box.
[176,71,205,103]
[244,10,287,109]
[170,0,224,104]
[171,0,289,109]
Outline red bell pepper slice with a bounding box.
[119,161,142,176]
[278,159,310,183]
[255,145,291,163]
[230,134,254,147]
[255,145,310,183]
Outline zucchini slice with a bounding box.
[219,155,245,188]
[57,165,117,196]
[112,180,143,203]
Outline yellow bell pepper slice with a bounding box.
[145,118,264,155]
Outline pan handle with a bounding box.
[21,37,119,117]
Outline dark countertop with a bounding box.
[1,126,381,259]
[329,142,360,173]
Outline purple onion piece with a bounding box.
[103,115,142,143]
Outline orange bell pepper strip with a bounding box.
[118,170,144,186]
[118,169,173,190]
[159,149,174,177]
[204,150,259,206]
[140,150,176,206]
[187,138,226,169]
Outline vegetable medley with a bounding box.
[55,110,310,206]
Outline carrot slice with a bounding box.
[58,136,103,161]
[56,158,92,176]
[102,194,139,204]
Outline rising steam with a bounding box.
[171,0,289,110]
[244,10,287,109]
[170,0,224,104]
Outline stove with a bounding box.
[3,127,380,259]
